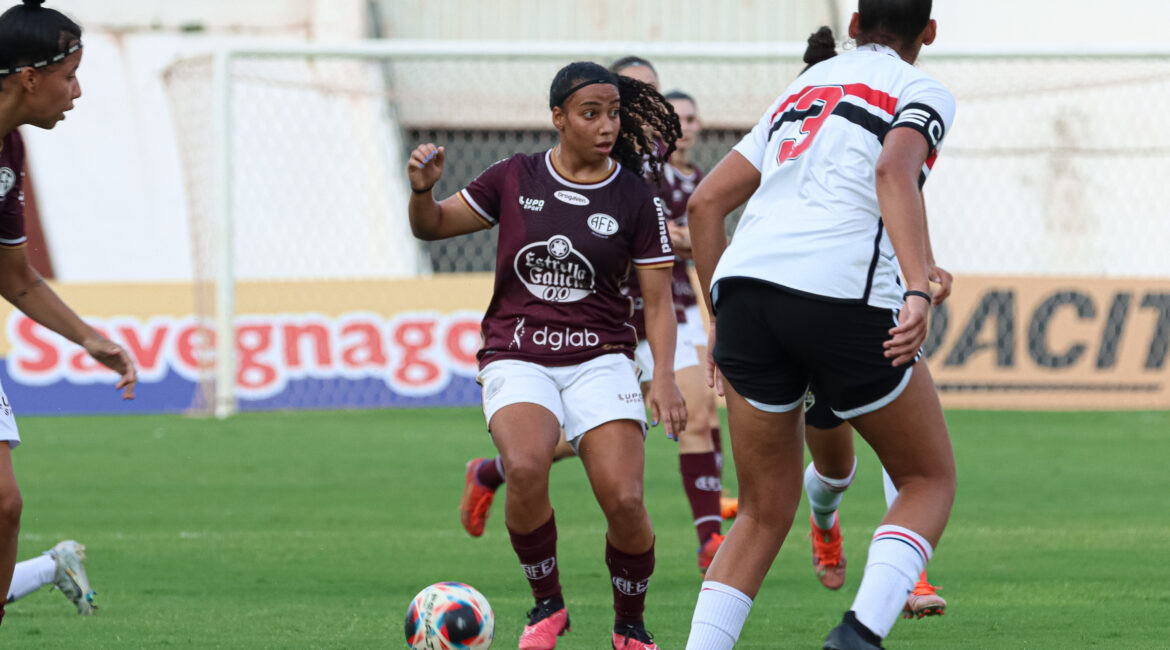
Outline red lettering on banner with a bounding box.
[340,322,387,368]
[117,322,168,373]
[444,318,481,372]
[393,318,441,388]
[175,323,212,375]
[237,323,278,390]
[284,322,332,369]
[15,317,58,373]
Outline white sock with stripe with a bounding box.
[804,457,856,530]
[850,525,933,639]
[686,581,753,650]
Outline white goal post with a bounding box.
[162,40,1170,417]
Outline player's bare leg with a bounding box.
[828,363,955,643]
[703,383,804,595]
[577,419,658,648]
[805,422,854,590]
[0,445,21,625]
[489,404,571,648]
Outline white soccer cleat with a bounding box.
[48,540,97,615]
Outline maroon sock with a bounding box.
[475,456,506,490]
[680,452,722,545]
[508,512,561,601]
[710,426,723,472]
[606,538,654,626]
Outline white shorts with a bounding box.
[634,323,701,379]
[0,378,19,449]
[682,304,708,349]
[478,353,646,452]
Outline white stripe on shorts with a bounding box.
[832,365,914,420]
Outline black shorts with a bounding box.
[804,388,845,429]
[712,278,917,419]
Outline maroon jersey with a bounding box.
[659,162,704,311]
[624,161,705,339]
[459,150,675,369]
[0,130,26,249]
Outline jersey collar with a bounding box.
[856,43,900,58]
[545,149,619,190]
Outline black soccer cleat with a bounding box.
[823,611,885,650]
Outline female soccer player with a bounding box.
[409,61,684,650]
[0,0,138,623]
[684,2,956,648]
[794,24,950,619]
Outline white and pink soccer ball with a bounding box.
[405,582,494,649]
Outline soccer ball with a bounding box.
[405,581,494,649]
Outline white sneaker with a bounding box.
[48,540,96,615]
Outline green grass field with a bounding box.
[3,408,1168,648]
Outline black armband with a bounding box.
[903,290,932,305]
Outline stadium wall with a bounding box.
[1,275,1166,416]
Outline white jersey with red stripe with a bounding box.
[713,43,955,310]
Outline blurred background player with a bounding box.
[610,57,728,574]
[796,25,948,619]
[0,0,138,624]
[410,61,685,649]
[6,540,96,614]
[683,1,957,647]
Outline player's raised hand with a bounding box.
[648,375,687,441]
[885,292,931,367]
[407,144,445,193]
[83,334,137,399]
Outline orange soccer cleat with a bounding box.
[810,514,847,590]
[903,573,946,619]
[720,496,738,520]
[459,458,497,537]
[697,532,725,573]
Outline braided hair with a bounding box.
[548,61,681,184]
[0,0,82,79]
[801,26,838,74]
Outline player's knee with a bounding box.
[0,488,21,528]
[599,489,646,525]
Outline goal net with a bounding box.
[162,41,1170,415]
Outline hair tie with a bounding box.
[0,40,82,77]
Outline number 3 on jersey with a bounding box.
[776,86,844,163]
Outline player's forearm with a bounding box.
[2,276,97,346]
[640,273,678,382]
[408,190,445,241]
[877,172,929,291]
[686,195,728,316]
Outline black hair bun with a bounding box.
[803,26,838,65]
[22,0,46,7]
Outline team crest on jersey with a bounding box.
[0,168,14,201]
[518,195,545,212]
[554,190,589,206]
[586,213,618,237]
[514,235,596,303]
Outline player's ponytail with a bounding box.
[0,0,82,81]
[613,75,680,184]
[801,26,838,73]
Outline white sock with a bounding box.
[851,525,933,639]
[687,581,753,650]
[6,554,55,602]
[881,466,898,509]
[804,457,856,530]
